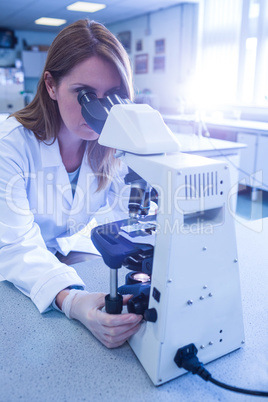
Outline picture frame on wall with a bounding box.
[135,54,148,74]
[155,38,165,54]
[136,39,143,51]
[153,56,165,72]
[117,31,131,53]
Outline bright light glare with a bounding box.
[35,18,66,26]
[187,44,239,109]
[67,2,106,12]
[249,2,259,19]
[246,37,257,50]
[242,37,258,103]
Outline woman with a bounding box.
[0,19,142,348]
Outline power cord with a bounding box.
[174,343,268,397]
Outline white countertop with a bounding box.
[205,117,268,133]
[163,114,268,134]
[1,218,268,401]
[176,133,246,155]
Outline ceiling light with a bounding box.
[35,18,67,26]
[67,2,106,12]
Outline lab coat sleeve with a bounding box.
[0,140,85,313]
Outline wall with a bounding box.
[108,3,198,114]
[0,4,198,112]
[15,30,56,50]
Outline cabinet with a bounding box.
[22,50,47,78]
[237,132,257,187]
[254,135,268,191]
[204,118,268,194]
[237,132,268,193]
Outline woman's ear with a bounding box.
[44,71,57,100]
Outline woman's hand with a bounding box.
[60,290,143,348]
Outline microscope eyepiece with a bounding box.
[77,89,98,104]
[78,89,131,135]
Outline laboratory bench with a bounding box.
[1,218,268,402]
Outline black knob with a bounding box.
[144,308,157,322]
[105,293,123,314]
[127,293,149,315]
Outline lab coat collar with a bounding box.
[40,138,62,168]
[40,138,73,207]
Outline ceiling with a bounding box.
[0,0,198,33]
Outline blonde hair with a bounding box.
[12,19,133,190]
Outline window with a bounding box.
[194,0,268,108]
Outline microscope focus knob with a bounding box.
[144,308,157,322]
[105,293,123,314]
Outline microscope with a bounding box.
[78,90,245,385]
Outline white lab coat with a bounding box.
[0,117,129,312]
